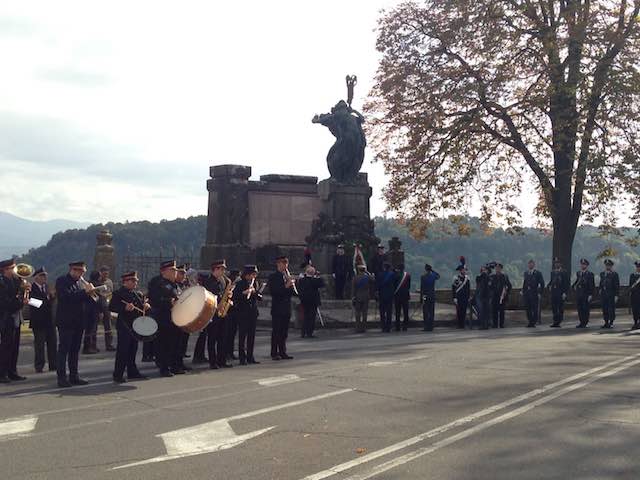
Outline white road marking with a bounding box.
[113,388,354,469]
[257,374,302,386]
[0,415,38,439]
[300,353,640,480]
[367,361,396,367]
[345,357,640,480]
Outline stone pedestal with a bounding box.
[94,229,116,275]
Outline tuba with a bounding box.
[15,263,34,301]
[216,277,237,318]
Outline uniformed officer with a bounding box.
[352,264,373,333]
[420,264,440,332]
[377,263,395,333]
[203,259,233,369]
[29,267,57,373]
[548,258,570,327]
[490,263,512,328]
[267,255,296,360]
[332,245,351,299]
[0,259,28,384]
[521,259,545,327]
[599,259,620,329]
[573,258,595,328]
[297,264,326,338]
[475,264,491,330]
[233,265,262,365]
[109,271,149,383]
[393,264,411,331]
[630,261,640,330]
[147,260,182,376]
[451,258,470,329]
[55,261,93,387]
[175,265,192,372]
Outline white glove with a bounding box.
[562,293,567,301]
[519,291,523,296]
[588,295,592,302]
[453,298,458,305]
[332,273,336,279]
[615,296,619,303]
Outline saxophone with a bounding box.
[216,277,237,318]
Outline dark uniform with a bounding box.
[490,269,512,328]
[175,275,192,370]
[452,271,470,329]
[629,264,640,329]
[420,267,440,331]
[297,273,325,338]
[377,266,395,332]
[203,273,232,368]
[332,249,351,299]
[548,267,570,327]
[224,271,241,362]
[147,268,181,376]
[475,270,491,330]
[109,273,146,382]
[29,269,57,373]
[522,268,545,327]
[233,267,262,364]
[394,267,411,331]
[573,261,595,328]
[0,260,25,383]
[599,262,619,328]
[268,263,295,359]
[55,263,92,386]
[352,268,372,333]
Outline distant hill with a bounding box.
[0,211,90,258]
[17,215,639,285]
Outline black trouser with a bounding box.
[335,276,347,299]
[302,304,318,337]
[238,313,257,361]
[114,324,140,379]
[379,299,393,332]
[101,301,113,347]
[455,297,468,329]
[193,329,208,360]
[491,297,506,328]
[354,300,368,332]
[395,297,409,330]
[83,309,99,350]
[0,324,19,378]
[576,295,590,326]
[551,295,564,325]
[422,295,435,331]
[57,326,84,380]
[178,332,189,365]
[142,339,155,360]
[602,296,616,325]
[207,317,227,366]
[33,326,57,371]
[156,321,181,372]
[270,314,291,357]
[477,298,490,329]
[225,314,237,357]
[524,294,539,326]
[632,296,640,324]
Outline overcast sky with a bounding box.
[0,1,408,223]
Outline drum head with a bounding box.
[172,286,209,327]
[133,316,158,336]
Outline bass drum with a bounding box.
[172,286,217,333]
[132,316,158,342]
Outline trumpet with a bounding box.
[284,268,299,295]
[14,263,34,301]
[77,276,100,302]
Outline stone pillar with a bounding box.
[387,236,404,270]
[94,229,116,275]
[201,164,253,269]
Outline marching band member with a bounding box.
[203,259,233,369]
[599,259,620,329]
[29,267,57,373]
[548,259,570,328]
[147,260,182,377]
[268,255,296,360]
[490,263,512,329]
[522,259,544,328]
[475,264,491,330]
[452,258,470,329]
[233,265,262,365]
[0,259,28,383]
[175,265,192,371]
[377,263,395,333]
[573,259,595,328]
[297,264,325,338]
[225,269,241,362]
[55,261,93,387]
[110,271,149,383]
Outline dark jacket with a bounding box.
[490,273,512,301]
[629,273,640,301]
[522,269,545,297]
[29,282,54,330]
[232,278,261,319]
[109,286,145,330]
[268,271,295,318]
[352,272,373,302]
[297,275,325,308]
[0,274,22,330]
[573,270,595,298]
[420,271,440,299]
[475,272,491,301]
[394,271,412,301]
[451,274,470,301]
[369,254,387,277]
[599,271,620,298]
[377,270,396,303]
[147,275,179,325]
[332,254,352,279]
[55,274,91,329]
[548,270,570,297]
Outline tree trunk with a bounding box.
[552,214,577,274]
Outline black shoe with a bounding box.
[141,356,155,363]
[401,327,407,332]
[8,374,27,381]
[160,370,174,377]
[192,357,208,364]
[219,363,233,368]
[271,355,281,361]
[0,376,10,384]
[301,333,306,338]
[181,364,193,371]
[35,368,43,373]
[128,373,148,380]
[113,376,127,384]
[57,378,72,388]
[248,358,260,364]
[526,324,535,328]
[550,324,561,328]
[209,363,219,370]
[184,353,191,358]
[239,359,247,365]
[576,324,585,328]
[69,377,89,386]
[49,367,56,372]
[308,334,317,338]
[106,345,116,352]
[601,324,608,329]
[280,354,294,360]
[229,354,238,360]
[171,368,186,375]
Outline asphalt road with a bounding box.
[2,315,639,480]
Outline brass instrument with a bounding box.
[15,263,34,301]
[500,286,507,305]
[284,268,299,296]
[77,276,100,302]
[247,278,255,300]
[216,277,237,318]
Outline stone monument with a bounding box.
[93,229,116,275]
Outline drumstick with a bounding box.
[121,300,146,315]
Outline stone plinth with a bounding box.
[94,229,116,276]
